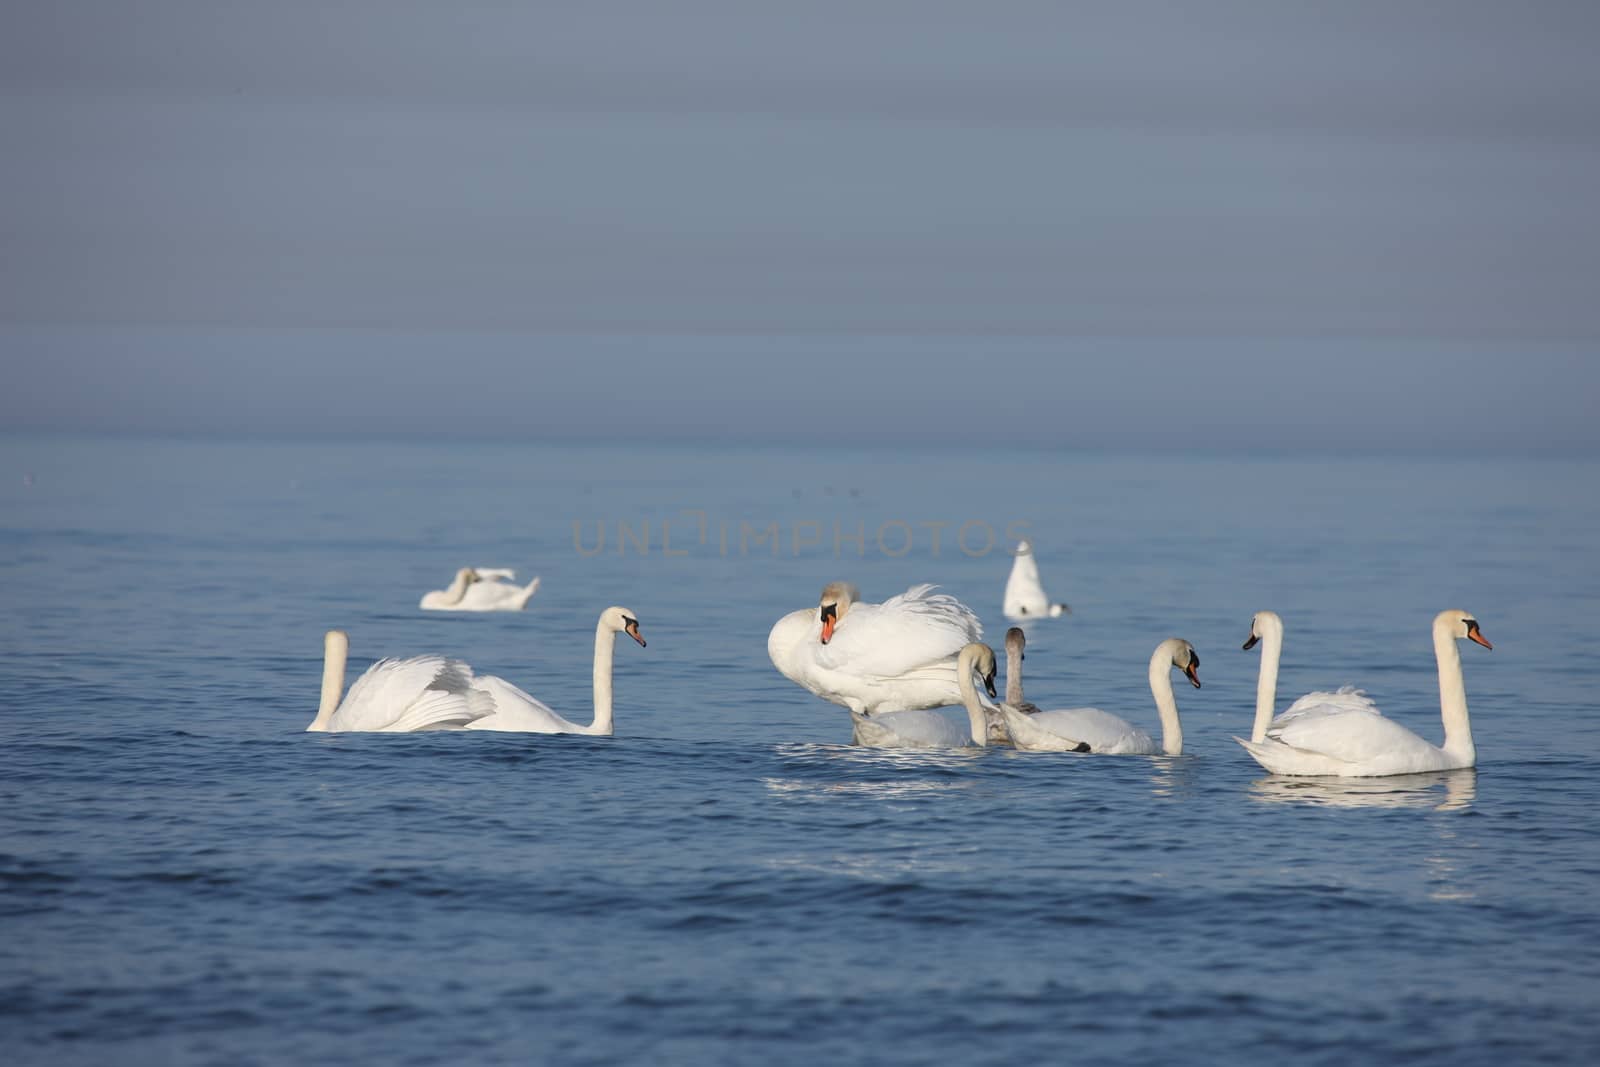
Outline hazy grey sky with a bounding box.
[3,2,1597,449]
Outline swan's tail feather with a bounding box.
[383,659,494,732]
[514,576,541,609]
[384,691,479,732]
[1228,735,1318,777]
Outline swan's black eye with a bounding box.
[624,617,637,627]
[1189,650,1200,667]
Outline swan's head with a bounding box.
[1166,639,1201,688]
[1436,609,1492,650]
[603,606,647,647]
[1014,539,1033,556]
[1005,626,1026,660]
[961,642,999,698]
[458,567,481,585]
[817,581,860,644]
[1242,610,1282,651]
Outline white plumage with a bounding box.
[1002,540,1068,619]
[307,633,493,733]
[1236,610,1493,777]
[768,583,983,715]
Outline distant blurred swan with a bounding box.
[850,644,1001,749]
[1002,540,1068,619]
[768,582,983,715]
[306,630,492,733]
[1000,637,1199,755]
[464,607,646,734]
[1236,610,1492,777]
[419,567,541,611]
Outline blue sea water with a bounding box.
[2,434,1598,1065]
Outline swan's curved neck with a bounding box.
[1147,645,1183,756]
[308,632,347,732]
[445,570,473,604]
[589,619,617,736]
[1251,617,1284,743]
[1005,642,1024,707]
[1434,620,1474,763]
[956,655,989,748]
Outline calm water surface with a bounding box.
[2,436,1598,1065]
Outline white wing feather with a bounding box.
[330,655,491,732]
[816,584,981,679]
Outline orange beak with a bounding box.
[1468,626,1492,650]
[819,603,839,644]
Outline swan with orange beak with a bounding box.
[768,582,984,717]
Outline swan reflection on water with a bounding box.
[1248,768,1477,811]
[765,741,983,803]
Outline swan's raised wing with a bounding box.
[474,568,517,581]
[335,656,489,732]
[818,585,981,679]
[1280,686,1382,723]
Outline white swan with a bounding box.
[850,644,997,749]
[420,567,541,612]
[768,582,983,714]
[1002,540,1068,619]
[1001,638,1199,754]
[306,630,493,733]
[1236,610,1492,777]
[464,607,646,734]
[1240,610,1381,742]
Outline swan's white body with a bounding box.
[768,583,983,715]
[1002,540,1068,619]
[849,644,996,749]
[307,630,494,733]
[1241,611,1380,742]
[1236,610,1491,777]
[1000,638,1199,755]
[465,606,645,734]
[420,567,541,612]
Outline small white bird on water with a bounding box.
[1002,540,1069,619]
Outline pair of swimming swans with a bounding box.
[307,606,645,734]
[999,608,1490,773]
[419,567,542,612]
[1237,609,1492,776]
[848,629,1201,752]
